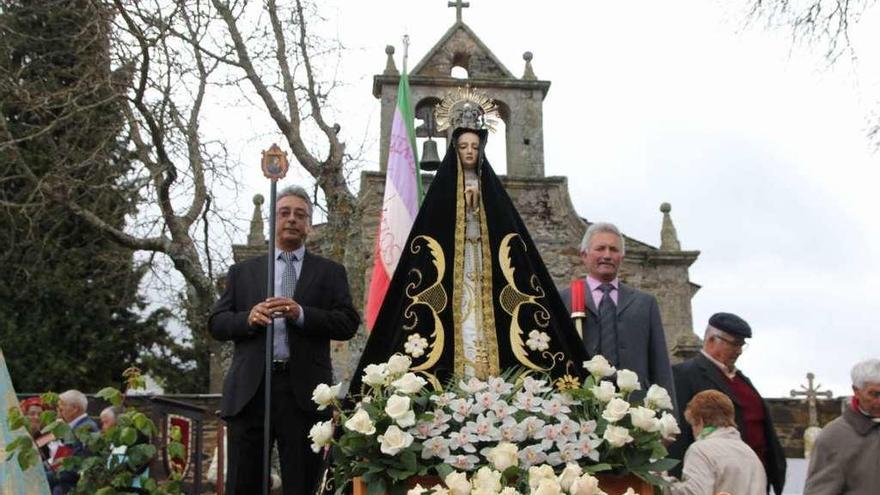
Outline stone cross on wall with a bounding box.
[448,0,470,22]
[791,372,833,427]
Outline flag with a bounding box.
[365,61,422,331]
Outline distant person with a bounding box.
[48,390,99,495]
[21,397,51,460]
[559,222,675,395]
[99,405,121,432]
[669,313,786,494]
[100,405,150,488]
[804,358,880,495]
[665,390,767,495]
[210,185,360,495]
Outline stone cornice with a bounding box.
[373,75,551,99]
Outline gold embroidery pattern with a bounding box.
[452,160,467,377]
[498,233,563,372]
[477,195,500,377]
[403,235,447,383]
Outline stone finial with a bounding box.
[659,202,681,251]
[247,194,266,246]
[521,51,537,80]
[383,45,399,75]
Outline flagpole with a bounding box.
[402,34,409,73]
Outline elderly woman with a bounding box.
[666,389,767,495]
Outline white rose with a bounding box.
[444,471,471,495]
[583,355,616,378]
[533,478,563,495]
[590,381,618,403]
[645,384,674,410]
[344,408,376,435]
[557,463,583,491]
[430,485,450,495]
[601,397,630,423]
[615,369,641,392]
[658,412,681,441]
[485,441,519,472]
[385,394,416,426]
[387,354,412,375]
[311,383,340,410]
[391,373,427,395]
[308,420,333,453]
[363,363,389,386]
[499,488,520,495]
[603,424,634,447]
[629,406,660,432]
[621,489,636,495]
[569,473,601,495]
[378,425,414,455]
[472,466,502,493]
[408,484,428,495]
[528,465,556,493]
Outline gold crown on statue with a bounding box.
[434,85,500,132]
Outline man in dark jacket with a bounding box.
[210,185,360,495]
[48,389,99,495]
[669,312,786,494]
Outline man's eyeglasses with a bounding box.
[713,334,748,350]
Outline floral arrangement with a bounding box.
[310,355,680,495]
[411,464,642,495]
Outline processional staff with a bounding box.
[260,143,290,495]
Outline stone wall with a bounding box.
[766,396,846,458]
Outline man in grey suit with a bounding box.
[560,222,675,398]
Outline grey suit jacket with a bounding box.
[560,281,675,401]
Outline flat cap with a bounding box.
[709,312,752,339]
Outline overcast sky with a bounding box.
[218,0,880,398]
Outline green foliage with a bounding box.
[4,368,186,494]
[0,0,205,393]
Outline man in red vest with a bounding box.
[668,313,786,494]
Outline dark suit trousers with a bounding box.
[226,370,323,495]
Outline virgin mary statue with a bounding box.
[351,87,587,392]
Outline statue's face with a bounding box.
[457,132,480,170]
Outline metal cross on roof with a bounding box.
[791,372,833,427]
[448,0,470,22]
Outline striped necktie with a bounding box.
[598,283,619,365]
[274,251,298,360]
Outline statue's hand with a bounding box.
[464,185,480,212]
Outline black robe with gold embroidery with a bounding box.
[350,128,588,393]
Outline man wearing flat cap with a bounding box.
[668,312,787,494]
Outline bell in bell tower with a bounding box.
[373,2,550,178]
